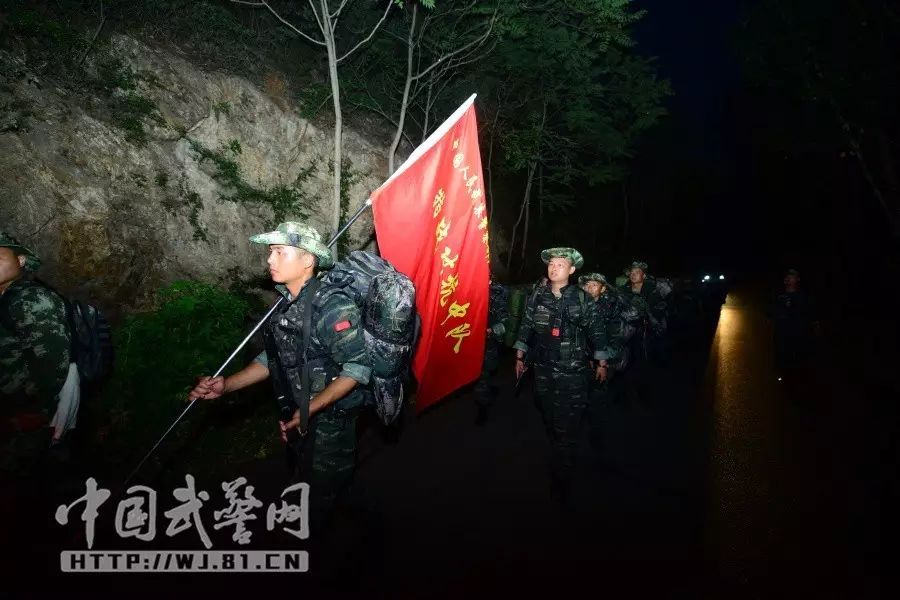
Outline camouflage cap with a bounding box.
[540,247,584,270]
[624,260,649,275]
[578,272,608,286]
[785,268,800,277]
[0,231,41,271]
[249,222,333,269]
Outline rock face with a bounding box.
[0,34,386,313]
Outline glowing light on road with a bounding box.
[719,275,725,280]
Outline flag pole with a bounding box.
[124,198,375,486]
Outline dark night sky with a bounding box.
[634,0,743,158]
[630,0,890,288]
[628,1,765,274]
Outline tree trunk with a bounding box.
[322,0,343,247]
[506,159,537,272]
[421,72,434,144]
[388,4,418,176]
[519,173,531,274]
[486,106,499,219]
[538,163,543,221]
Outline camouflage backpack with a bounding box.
[317,251,417,425]
[0,279,113,385]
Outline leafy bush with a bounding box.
[89,280,279,481]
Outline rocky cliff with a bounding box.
[1,34,386,313]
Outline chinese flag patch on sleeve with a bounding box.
[334,320,352,332]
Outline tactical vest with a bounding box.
[262,280,341,432]
[529,285,591,365]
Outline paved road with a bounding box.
[334,283,872,597]
[703,287,868,598]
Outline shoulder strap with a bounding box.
[298,277,320,435]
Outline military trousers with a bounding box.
[288,404,358,532]
[533,361,592,485]
[475,341,501,408]
[588,369,623,449]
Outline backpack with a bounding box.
[65,299,114,384]
[647,275,673,299]
[0,279,114,385]
[318,251,417,426]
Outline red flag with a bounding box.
[372,95,490,412]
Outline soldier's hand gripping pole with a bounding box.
[124,199,374,486]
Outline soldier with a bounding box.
[1,232,76,476]
[580,272,629,447]
[770,268,819,381]
[579,272,626,367]
[514,248,608,501]
[618,260,667,405]
[189,222,371,531]
[475,275,509,425]
[1,232,81,570]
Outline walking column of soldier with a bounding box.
[1,223,672,523]
[1,96,687,545]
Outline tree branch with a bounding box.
[309,0,326,35]
[330,0,351,20]
[410,5,497,81]
[231,0,326,46]
[336,0,394,64]
[77,0,105,68]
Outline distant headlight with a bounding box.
[719,275,725,280]
[703,275,711,281]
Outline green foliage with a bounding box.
[118,115,148,144]
[99,57,164,145]
[188,139,314,226]
[95,54,139,91]
[181,182,208,242]
[226,139,242,155]
[297,82,332,120]
[161,175,208,241]
[212,100,231,120]
[91,280,278,477]
[485,0,670,205]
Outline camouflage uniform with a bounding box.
[579,273,627,407]
[618,261,667,404]
[250,223,371,528]
[0,235,70,475]
[515,249,607,492]
[475,280,509,411]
